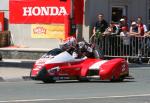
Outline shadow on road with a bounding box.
[35,80,136,85]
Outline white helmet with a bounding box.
[60,36,77,50]
[78,41,86,49]
[64,36,77,47]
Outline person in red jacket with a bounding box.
[135,17,147,64]
[137,17,145,36]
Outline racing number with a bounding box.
[48,67,60,74]
[122,64,126,72]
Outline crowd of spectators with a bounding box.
[92,13,150,62]
[93,13,149,38]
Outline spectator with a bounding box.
[137,17,148,34]
[103,21,119,35]
[129,17,135,26]
[120,26,131,55]
[129,21,138,36]
[129,21,139,56]
[133,17,147,63]
[92,13,108,47]
[136,17,146,36]
[93,13,108,36]
[103,21,119,55]
[129,17,147,37]
[118,18,129,34]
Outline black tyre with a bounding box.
[78,77,89,82]
[118,76,124,82]
[110,76,124,82]
[110,76,116,82]
[42,78,56,83]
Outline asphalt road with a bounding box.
[0,66,150,103]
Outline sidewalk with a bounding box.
[0,59,34,82]
[0,47,46,82]
[0,67,31,82]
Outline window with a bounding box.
[111,6,127,23]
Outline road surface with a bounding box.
[0,66,150,103]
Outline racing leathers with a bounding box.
[60,38,98,59]
[71,41,95,59]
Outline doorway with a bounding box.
[111,6,127,23]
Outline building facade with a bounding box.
[82,0,150,41]
[0,0,150,48]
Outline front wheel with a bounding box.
[78,77,89,82]
[110,76,124,82]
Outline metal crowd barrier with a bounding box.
[93,35,150,63]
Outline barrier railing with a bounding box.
[93,35,150,63]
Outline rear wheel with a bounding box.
[42,77,56,83]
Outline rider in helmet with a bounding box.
[78,41,95,58]
[60,36,96,59]
[60,36,77,54]
[73,40,96,58]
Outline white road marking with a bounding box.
[1,94,150,102]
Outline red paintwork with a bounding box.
[0,12,4,31]
[100,58,128,80]
[31,57,129,82]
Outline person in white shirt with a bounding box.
[120,26,131,55]
[143,24,148,33]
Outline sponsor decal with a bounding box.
[53,76,70,80]
[36,59,46,65]
[122,64,126,72]
[9,0,71,23]
[9,0,83,24]
[48,66,60,75]
[33,68,40,71]
[31,24,65,39]
[33,26,47,34]
[23,6,68,16]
